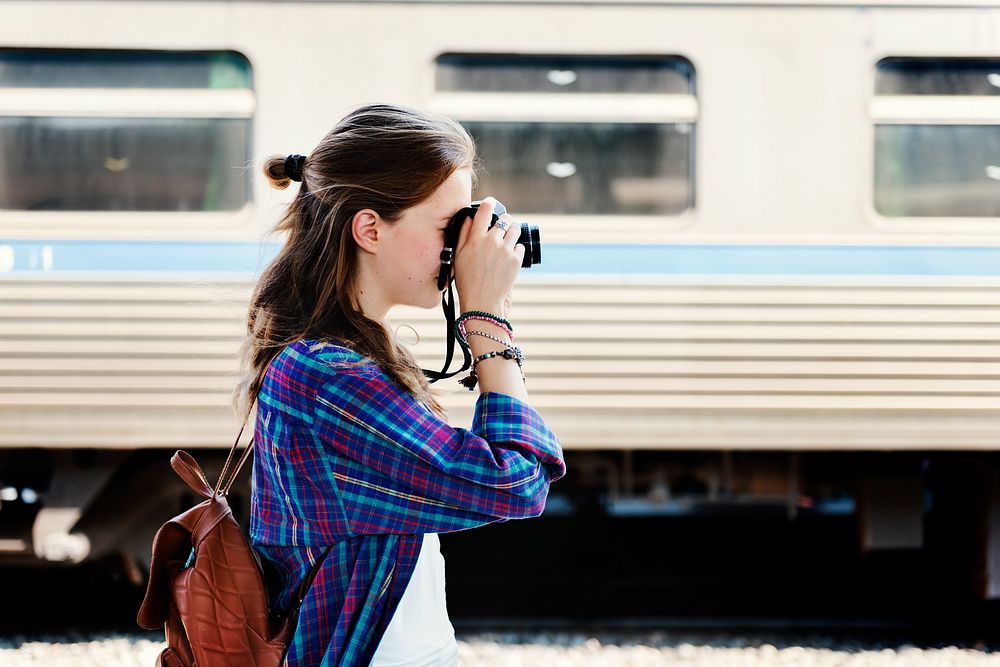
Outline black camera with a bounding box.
[437,199,541,291]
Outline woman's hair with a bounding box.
[232,103,478,421]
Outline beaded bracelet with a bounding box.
[475,346,524,368]
[459,316,512,338]
[457,310,513,333]
[456,320,514,351]
[455,311,513,347]
[464,329,513,349]
[458,346,526,391]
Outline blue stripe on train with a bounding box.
[3,240,1000,275]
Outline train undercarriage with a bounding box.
[0,447,997,602]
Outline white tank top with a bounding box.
[370,533,458,666]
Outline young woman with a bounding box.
[233,104,566,666]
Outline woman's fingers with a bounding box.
[473,197,497,237]
[457,199,500,253]
[513,242,526,265]
[495,214,524,269]
[457,198,521,269]
[500,215,519,250]
[487,212,519,253]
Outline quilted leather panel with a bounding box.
[174,513,283,665]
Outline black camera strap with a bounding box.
[422,278,471,382]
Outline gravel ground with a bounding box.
[1,630,999,666]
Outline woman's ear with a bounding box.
[351,209,381,254]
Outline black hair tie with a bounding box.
[284,154,306,182]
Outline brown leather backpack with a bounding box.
[137,404,330,666]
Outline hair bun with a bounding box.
[284,154,306,182]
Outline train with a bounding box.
[2,0,1000,601]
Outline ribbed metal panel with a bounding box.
[3,278,1000,450]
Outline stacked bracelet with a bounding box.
[454,311,513,355]
[454,310,524,390]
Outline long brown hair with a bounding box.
[232,104,478,421]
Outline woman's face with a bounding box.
[379,167,473,310]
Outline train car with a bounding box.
[2,0,1000,598]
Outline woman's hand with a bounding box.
[454,199,527,400]
[454,197,524,317]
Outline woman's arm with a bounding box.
[310,366,565,536]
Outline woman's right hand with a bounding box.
[454,197,524,316]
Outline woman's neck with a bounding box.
[355,259,392,323]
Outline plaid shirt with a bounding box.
[250,339,566,666]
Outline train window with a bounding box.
[0,49,252,213]
[433,54,696,216]
[0,117,249,211]
[435,54,693,95]
[876,57,1000,96]
[0,50,251,89]
[874,125,1000,217]
[872,58,1000,218]
[464,122,690,215]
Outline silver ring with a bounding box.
[494,220,509,232]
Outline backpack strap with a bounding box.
[213,397,257,496]
[170,451,214,498]
[212,396,331,606]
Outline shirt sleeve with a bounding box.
[311,364,566,536]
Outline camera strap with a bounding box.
[422,278,471,382]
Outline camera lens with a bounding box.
[517,223,541,268]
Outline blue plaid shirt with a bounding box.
[250,339,566,666]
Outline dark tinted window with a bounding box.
[0,117,250,212]
[874,124,1000,217]
[436,54,694,94]
[876,57,1000,96]
[0,50,251,89]
[466,121,692,215]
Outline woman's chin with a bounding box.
[406,290,442,310]
[423,292,443,309]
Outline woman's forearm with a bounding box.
[463,319,530,402]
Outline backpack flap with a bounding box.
[136,518,192,630]
[136,450,217,630]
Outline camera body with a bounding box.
[437,199,541,291]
